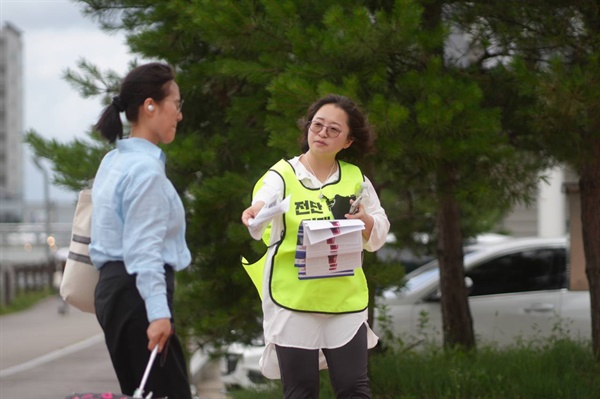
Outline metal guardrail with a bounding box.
[0,222,72,249]
[0,259,57,307]
[0,222,72,307]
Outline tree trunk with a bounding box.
[580,139,600,362]
[436,162,475,350]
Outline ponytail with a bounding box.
[94,96,125,143]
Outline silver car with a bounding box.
[375,236,591,346]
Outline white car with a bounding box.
[220,342,266,390]
[375,236,591,347]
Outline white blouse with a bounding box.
[252,156,390,379]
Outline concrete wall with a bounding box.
[497,167,568,237]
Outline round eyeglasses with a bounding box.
[308,121,343,138]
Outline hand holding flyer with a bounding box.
[248,195,291,240]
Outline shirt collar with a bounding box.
[291,155,339,184]
[290,156,311,180]
[116,137,166,164]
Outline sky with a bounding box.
[0,0,134,203]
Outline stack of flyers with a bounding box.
[295,219,365,279]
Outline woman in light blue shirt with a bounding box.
[90,62,192,399]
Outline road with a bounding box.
[0,296,119,398]
[0,297,228,399]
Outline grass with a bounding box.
[228,339,600,399]
[369,339,600,399]
[0,288,54,315]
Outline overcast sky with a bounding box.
[1,0,134,203]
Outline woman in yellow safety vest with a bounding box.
[241,94,390,399]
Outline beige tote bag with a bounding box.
[60,189,98,313]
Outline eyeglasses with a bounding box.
[175,99,184,112]
[308,120,343,138]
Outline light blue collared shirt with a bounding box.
[89,137,191,322]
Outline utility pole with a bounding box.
[32,156,51,260]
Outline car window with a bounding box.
[402,267,440,292]
[400,248,512,296]
[465,248,567,296]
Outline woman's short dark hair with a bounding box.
[297,94,374,162]
[95,62,175,143]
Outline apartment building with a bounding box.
[0,22,24,222]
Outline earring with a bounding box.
[148,104,154,111]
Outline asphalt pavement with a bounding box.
[0,296,228,399]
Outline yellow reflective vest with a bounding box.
[243,159,369,314]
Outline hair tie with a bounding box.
[111,96,126,113]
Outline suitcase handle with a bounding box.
[133,345,159,398]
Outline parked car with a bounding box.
[220,342,266,390]
[375,236,591,347]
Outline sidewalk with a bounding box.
[0,297,229,399]
[0,296,104,370]
[0,297,119,398]
[193,360,229,399]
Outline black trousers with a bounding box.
[95,261,191,399]
[275,323,371,399]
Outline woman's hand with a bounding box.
[147,318,172,352]
[241,201,265,227]
[345,199,374,240]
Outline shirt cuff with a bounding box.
[145,294,172,322]
[363,220,387,252]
